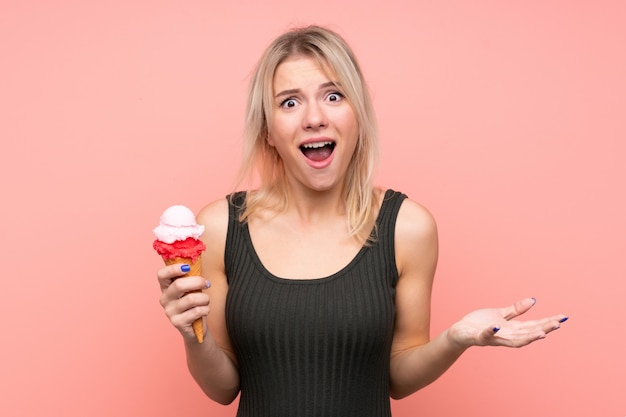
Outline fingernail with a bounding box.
[493,326,500,333]
[531,297,537,305]
[553,324,561,330]
[181,264,191,273]
[205,280,211,289]
[559,316,569,323]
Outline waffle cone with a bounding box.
[163,256,204,343]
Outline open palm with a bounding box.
[448,298,568,349]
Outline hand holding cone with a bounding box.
[162,256,205,343]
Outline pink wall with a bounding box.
[2,1,624,416]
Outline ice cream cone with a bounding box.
[163,256,204,343]
[154,205,207,344]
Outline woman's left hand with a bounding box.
[447,297,568,350]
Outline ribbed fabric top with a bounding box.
[224,189,407,417]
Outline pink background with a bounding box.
[1,1,624,416]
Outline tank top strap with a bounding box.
[373,189,407,287]
[377,189,407,231]
[225,191,247,280]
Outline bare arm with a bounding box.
[389,199,567,399]
[389,199,446,398]
[157,198,240,404]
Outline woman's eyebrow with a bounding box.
[319,81,338,89]
[275,82,340,98]
[275,88,300,98]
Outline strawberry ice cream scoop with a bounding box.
[153,237,205,263]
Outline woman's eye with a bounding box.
[280,98,297,108]
[327,92,343,102]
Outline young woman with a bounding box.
[157,26,568,417]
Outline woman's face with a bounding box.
[268,55,359,194]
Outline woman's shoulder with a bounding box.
[196,197,231,239]
[393,193,438,251]
[391,193,439,279]
[379,189,435,227]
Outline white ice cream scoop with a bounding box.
[153,205,205,244]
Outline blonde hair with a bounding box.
[235,25,380,243]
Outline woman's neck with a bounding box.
[283,185,346,225]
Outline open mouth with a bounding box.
[300,141,336,162]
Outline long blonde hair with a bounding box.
[235,25,381,243]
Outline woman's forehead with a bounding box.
[273,56,338,91]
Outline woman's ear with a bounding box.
[266,133,275,147]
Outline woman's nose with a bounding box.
[303,101,327,130]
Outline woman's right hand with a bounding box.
[157,263,211,341]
